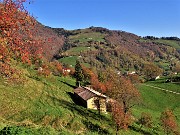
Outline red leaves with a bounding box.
[0,0,43,65]
[0,0,44,84]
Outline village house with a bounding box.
[74,87,107,112]
[127,71,136,75]
[62,68,71,74]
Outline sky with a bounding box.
[25,0,180,37]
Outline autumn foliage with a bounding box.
[74,60,106,92]
[0,0,43,63]
[103,69,140,131]
[160,109,179,135]
[138,112,153,129]
[0,0,44,83]
[111,101,132,133]
[142,63,163,80]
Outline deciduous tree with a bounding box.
[160,109,179,135]
[0,0,43,63]
[143,63,162,80]
[138,112,153,130]
[173,63,180,74]
[111,101,132,134]
[105,69,140,130]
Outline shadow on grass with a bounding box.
[129,125,156,135]
[59,80,76,89]
[48,95,111,123]
[83,120,111,135]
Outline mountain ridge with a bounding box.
[48,26,180,75]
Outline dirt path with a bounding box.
[143,84,180,95]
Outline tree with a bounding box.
[138,112,153,130]
[74,60,83,86]
[105,69,140,131]
[49,61,63,76]
[0,0,43,83]
[128,74,140,84]
[143,63,162,80]
[160,109,179,135]
[0,0,42,64]
[81,65,94,86]
[111,101,132,134]
[173,63,180,74]
[106,76,140,114]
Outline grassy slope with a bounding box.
[131,85,180,135]
[59,29,105,67]
[58,56,78,67]
[0,64,180,134]
[69,30,106,43]
[134,82,180,133]
[145,78,180,93]
[66,47,91,54]
[58,56,90,67]
[0,64,115,135]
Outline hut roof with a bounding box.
[74,87,107,101]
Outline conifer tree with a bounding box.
[74,60,83,86]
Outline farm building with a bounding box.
[74,87,107,112]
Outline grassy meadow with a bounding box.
[69,31,106,43]
[0,64,180,134]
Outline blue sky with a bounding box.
[25,0,180,37]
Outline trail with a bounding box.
[143,84,180,95]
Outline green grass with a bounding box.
[133,82,180,135]
[69,31,106,43]
[145,77,180,93]
[0,67,116,134]
[135,83,180,124]
[59,56,90,67]
[66,46,95,55]
[58,56,78,67]
[1,63,180,134]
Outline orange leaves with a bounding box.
[0,0,43,65]
[0,37,10,62]
[21,51,31,65]
[49,61,63,76]
[103,70,140,131]
[81,65,106,92]
[38,64,51,77]
[160,109,179,134]
[90,77,106,93]
[111,102,132,131]
[0,62,25,84]
[0,0,44,84]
